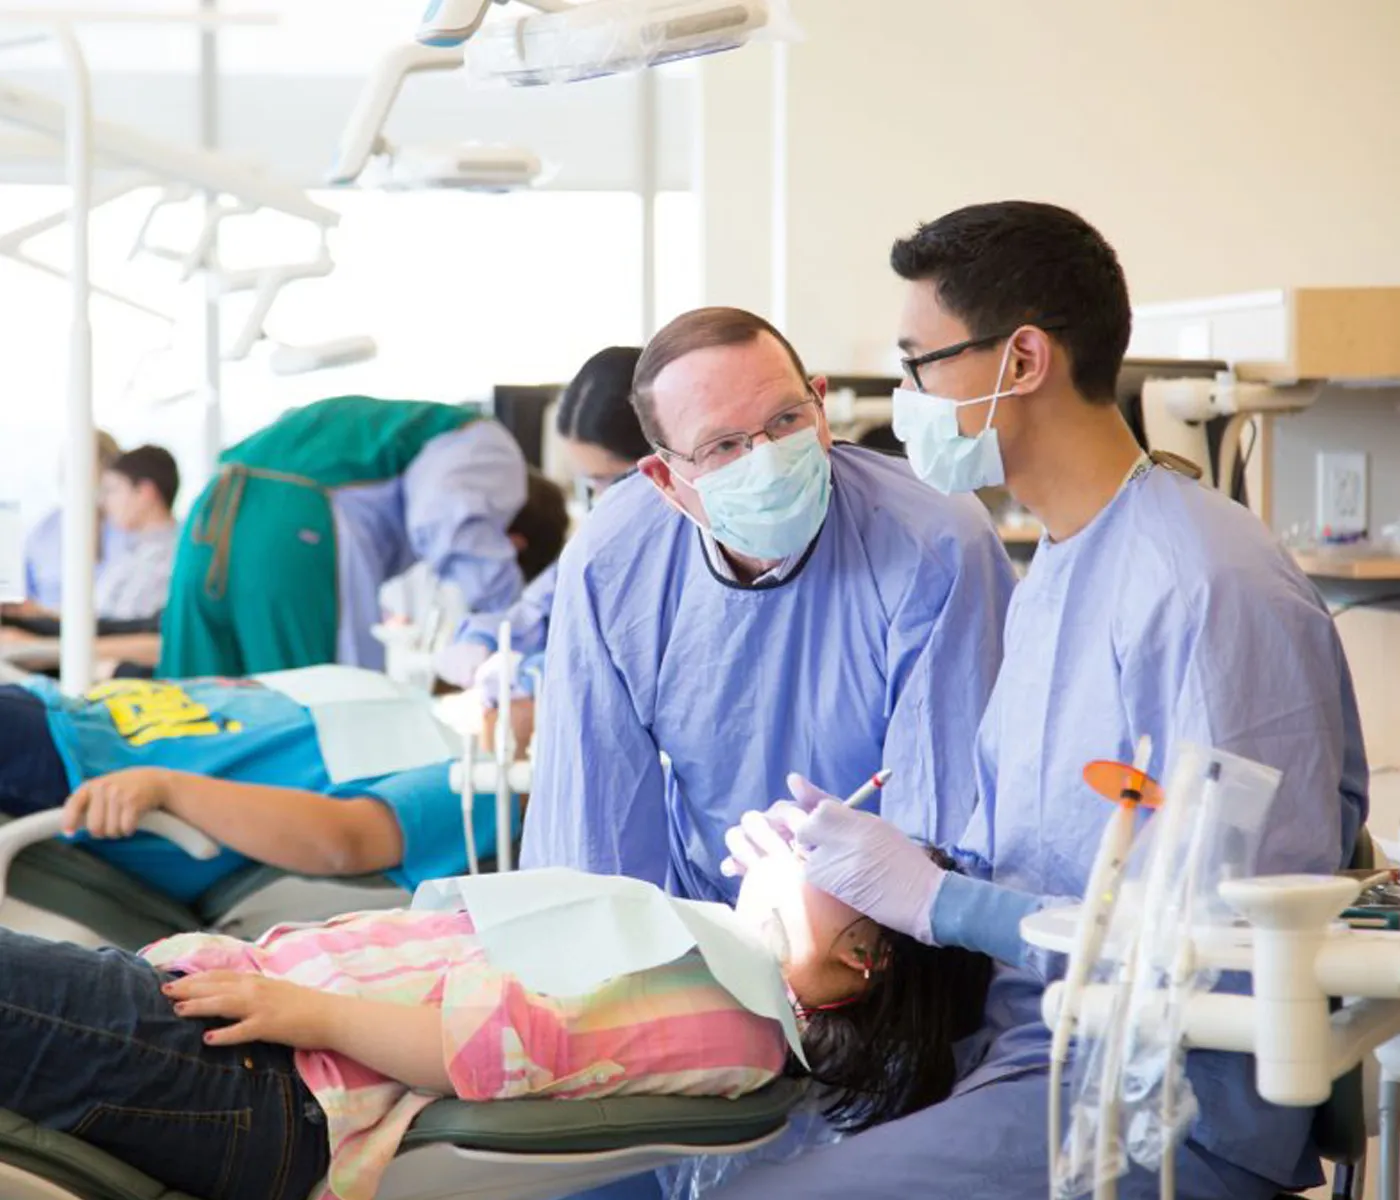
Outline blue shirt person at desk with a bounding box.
[523,306,1017,904]
[723,202,1369,1200]
[0,669,504,901]
[17,429,129,614]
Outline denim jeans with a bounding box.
[0,927,329,1200]
[0,684,70,815]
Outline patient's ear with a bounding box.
[834,926,886,976]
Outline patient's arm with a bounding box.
[95,632,161,666]
[165,971,452,1092]
[62,769,405,877]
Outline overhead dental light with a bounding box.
[437,0,779,86]
[329,0,785,186]
[359,142,545,192]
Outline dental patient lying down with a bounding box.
[0,859,989,1200]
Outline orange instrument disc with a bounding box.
[1083,760,1164,809]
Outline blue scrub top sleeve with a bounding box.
[403,424,527,615]
[931,871,1052,968]
[877,525,1015,848]
[521,544,669,886]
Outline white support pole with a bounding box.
[55,21,95,694]
[198,0,223,476]
[638,67,658,339]
[768,38,788,329]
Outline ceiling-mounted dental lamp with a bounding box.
[433,0,782,86]
[360,142,545,191]
[329,0,787,185]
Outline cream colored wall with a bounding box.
[699,0,1400,371]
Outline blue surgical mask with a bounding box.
[892,341,1016,494]
[673,427,831,559]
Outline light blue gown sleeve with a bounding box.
[450,561,558,657]
[1120,569,1367,880]
[402,424,527,615]
[520,542,670,886]
[876,522,1015,846]
[931,566,1369,974]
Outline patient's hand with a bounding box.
[164,972,331,1049]
[62,767,172,838]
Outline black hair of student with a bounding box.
[109,445,180,511]
[555,346,650,461]
[798,847,993,1133]
[890,201,1132,404]
[507,468,569,582]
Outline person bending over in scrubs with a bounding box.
[0,667,506,904]
[9,428,127,616]
[158,396,568,677]
[0,854,991,1200]
[722,202,1368,1200]
[436,344,650,691]
[523,307,1017,903]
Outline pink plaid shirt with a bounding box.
[143,908,787,1200]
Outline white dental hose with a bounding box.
[1049,735,1153,1200]
[495,619,515,872]
[1158,758,1222,1200]
[460,730,480,875]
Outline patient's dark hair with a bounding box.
[798,848,993,1133]
[507,468,569,582]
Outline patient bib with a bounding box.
[413,868,807,1065]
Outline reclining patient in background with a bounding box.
[0,856,990,1200]
[0,666,500,901]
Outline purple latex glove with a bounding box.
[720,774,945,945]
[433,639,492,689]
[777,798,945,945]
[721,773,830,877]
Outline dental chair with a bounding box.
[0,1070,803,1200]
[0,808,413,948]
[0,803,521,949]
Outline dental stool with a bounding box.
[0,1079,804,1200]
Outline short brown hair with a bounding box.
[96,430,121,470]
[631,307,811,448]
[110,445,180,511]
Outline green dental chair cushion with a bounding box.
[0,1079,804,1200]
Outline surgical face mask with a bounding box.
[672,427,832,560]
[892,340,1017,494]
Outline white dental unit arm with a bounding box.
[328,0,783,185]
[1029,746,1400,1200]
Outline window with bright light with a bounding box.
[0,183,699,522]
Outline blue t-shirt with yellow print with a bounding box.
[25,675,507,902]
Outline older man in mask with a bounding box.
[523,306,1016,902]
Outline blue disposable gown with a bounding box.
[708,465,1368,1200]
[330,422,527,669]
[522,445,1017,903]
[453,560,558,658]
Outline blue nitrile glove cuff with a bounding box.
[932,871,1043,967]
